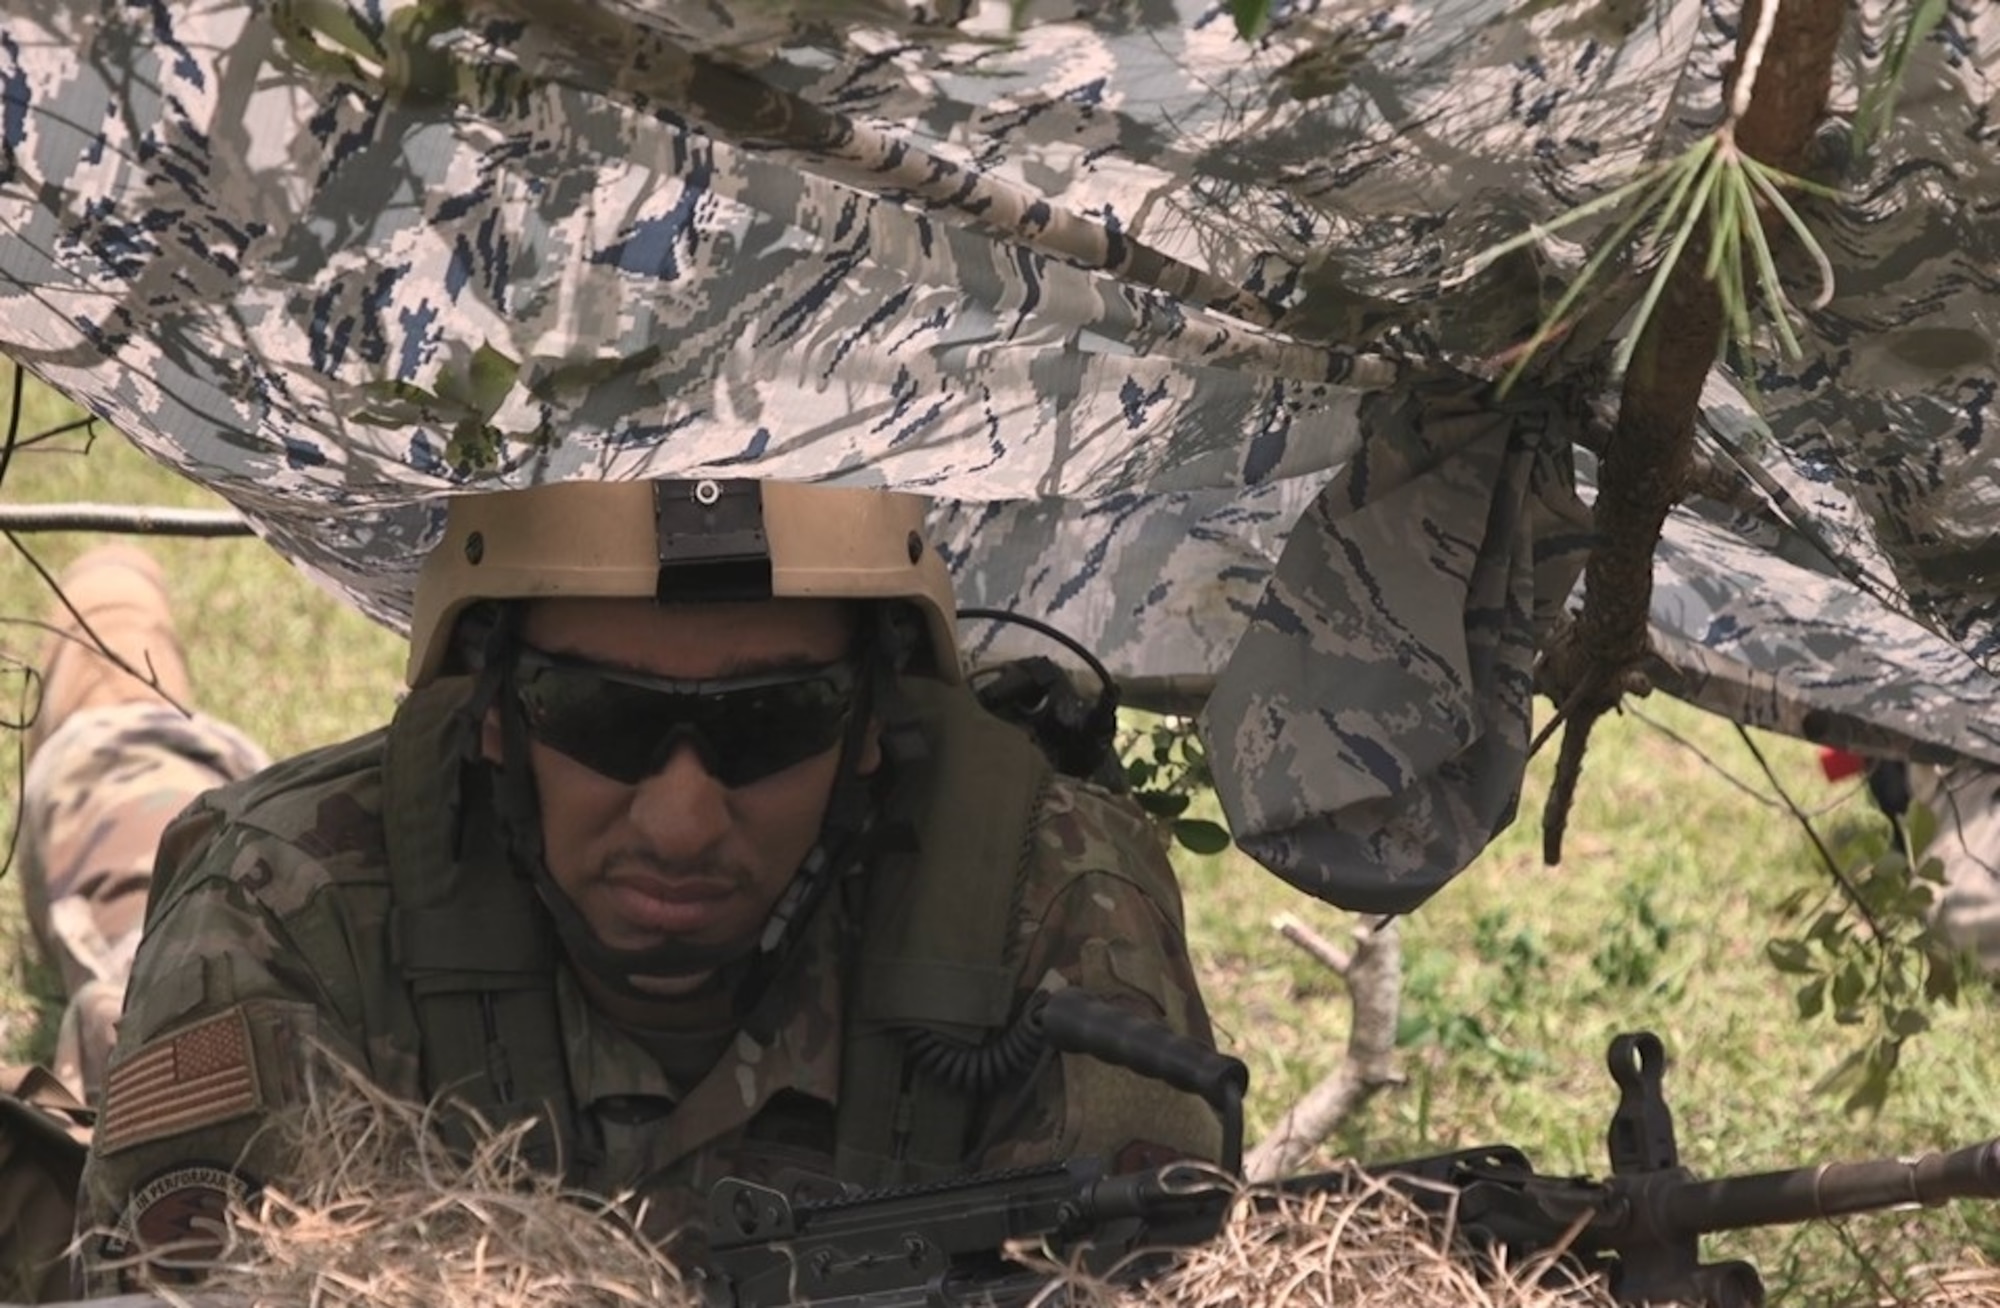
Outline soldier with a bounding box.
[70,480,1223,1288]
[16,544,272,1101]
[5,544,268,1299]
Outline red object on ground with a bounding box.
[1818,746,1867,782]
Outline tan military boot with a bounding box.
[28,543,190,754]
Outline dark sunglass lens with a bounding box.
[697,681,854,786]
[516,670,663,783]
[516,659,855,788]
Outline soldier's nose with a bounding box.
[626,743,731,858]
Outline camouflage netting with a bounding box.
[1,0,1997,910]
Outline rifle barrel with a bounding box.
[1659,1138,2000,1234]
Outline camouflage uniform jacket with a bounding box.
[79,676,1222,1281]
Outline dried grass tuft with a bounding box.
[1026,1168,1617,1308]
[178,1062,698,1308]
[123,1070,2000,1308]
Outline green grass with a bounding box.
[4,366,1997,1300]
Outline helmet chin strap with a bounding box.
[481,614,884,1014]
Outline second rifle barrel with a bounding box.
[1660,1138,2000,1234]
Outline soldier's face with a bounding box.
[497,596,878,969]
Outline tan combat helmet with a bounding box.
[407,479,961,686]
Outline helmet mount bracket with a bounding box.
[652,479,774,603]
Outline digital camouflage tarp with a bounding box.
[0,0,1995,912]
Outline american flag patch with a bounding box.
[96,1008,263,1157]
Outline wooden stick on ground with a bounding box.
[1244,913,1404,1181]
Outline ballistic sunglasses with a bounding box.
[510,646,860,787]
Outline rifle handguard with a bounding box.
[1036,987,1250,1174]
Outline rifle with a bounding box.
[703,994,2000,1307]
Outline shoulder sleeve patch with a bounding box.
[96,1163,258,1287]
[96,1009,264,1157]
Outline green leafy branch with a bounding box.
[1735,728,1967,1115]
[1763,801,1966,1114]
[1121,715,1233,856]
[1468,125,1838,394]
[1855,0,1949,151]
[1225,0,1946,397]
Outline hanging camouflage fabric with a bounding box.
[0,0,1995,909]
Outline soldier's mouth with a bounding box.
[601,872,737,935]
